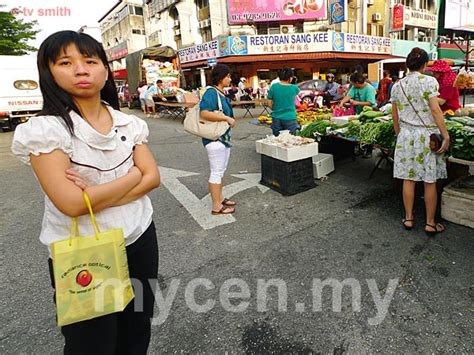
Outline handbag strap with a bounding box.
[207,86,223,112]
[398,79,430,130]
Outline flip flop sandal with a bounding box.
[424,223,445,237]
[402,218,414,230]
[211,205,235,215]
[222,198,236,206]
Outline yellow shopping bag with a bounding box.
[51,192,135,326]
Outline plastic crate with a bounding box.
[260,155,316,196]
[318,135,357,160]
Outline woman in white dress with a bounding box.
[391,48,450,236]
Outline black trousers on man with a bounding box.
[48,222,159,355]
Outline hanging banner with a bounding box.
[247,32,331,55]
[177,40,219,64]
[328,0,347,24]
[227,0,327,24]
[392,5,405,31]
[344,34,391,54]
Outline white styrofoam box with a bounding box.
[256,139,319,162]
[256,140,277,157]
[312,153,335,179]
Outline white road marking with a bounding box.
[160,167,269,230]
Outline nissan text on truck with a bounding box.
[0,55,43,131]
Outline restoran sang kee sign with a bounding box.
[344,34,391,54]
[178,40,219,64]
[247,32,331,55]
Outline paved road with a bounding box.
[0,108,472,354]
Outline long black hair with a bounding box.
[37,30,119,134]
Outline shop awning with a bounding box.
[217,52,401,64]
[181,60,209,68]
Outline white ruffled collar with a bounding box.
[70,104,132,150]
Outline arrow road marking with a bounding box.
[160,167,269,230]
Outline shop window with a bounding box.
[134,6,143,16]
[196,0,209,7]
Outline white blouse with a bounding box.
[11,105,154,251]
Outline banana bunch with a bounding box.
[258,114,272,125]
[297,111,332,125]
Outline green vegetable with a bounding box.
[299,120,337,138]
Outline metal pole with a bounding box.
[462,36,471,108]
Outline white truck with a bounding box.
[0,55,43,131]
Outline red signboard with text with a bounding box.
[392,5,404,31]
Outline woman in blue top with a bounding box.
[267,67,300,136]
[200,64,237,215]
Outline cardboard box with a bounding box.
[256,139,319,162]
[312,153,335,179]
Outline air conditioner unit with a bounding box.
[280,25,295,34]
[173,20,180,27]
[367,0,374,5]
[372,13,382,21]
[199,19,211,28]
[174,29,181,36]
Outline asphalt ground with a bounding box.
[0,107,473,354]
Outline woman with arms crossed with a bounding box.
[11,31,160,354]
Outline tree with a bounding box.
[0,5,39,55]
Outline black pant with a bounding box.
[48,222,159,355]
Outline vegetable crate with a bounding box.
[318,135,357,160]
[260,155,316,196]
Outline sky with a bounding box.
[3,0,120,47]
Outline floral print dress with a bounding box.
[391,72,447,183]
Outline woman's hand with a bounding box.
[66,168,90,190]
[226,116,236,128]
[437,135,450,154]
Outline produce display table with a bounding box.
[369,145,394,179]
[231,100,256,119]
[155,102,194,120]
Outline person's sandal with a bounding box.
[425,223,445,237]
[222,198,236,206]
[402,218,414,230]
[211,205,235,215]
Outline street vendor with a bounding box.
[338,72,377,114]
[426,60,461,113]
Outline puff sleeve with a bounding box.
[130,115,149,145]
[11,116,73,165]
[421,75,440,101]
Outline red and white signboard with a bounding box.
[392,5,404,31]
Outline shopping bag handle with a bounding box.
[68,191,101,245]
[82,191,101,237]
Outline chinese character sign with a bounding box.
[227,0,327,24]
[344,34,391,54]
[247,32,331,55]
[392,5,404,31]
[178,41,219,63]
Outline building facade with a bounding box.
[99,0,147,83]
